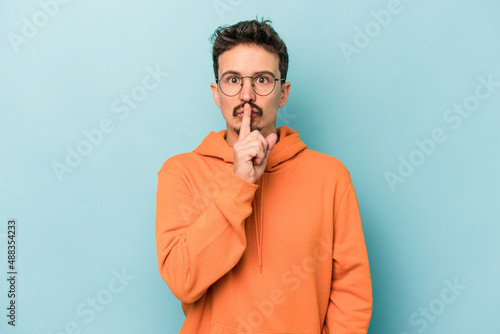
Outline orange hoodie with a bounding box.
[155,126,372,333]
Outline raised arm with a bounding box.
[155,166,257,304]
[156,103,277,304]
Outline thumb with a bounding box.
[265,132,278,155]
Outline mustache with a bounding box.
[232,102,263,117]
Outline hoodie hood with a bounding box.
[193,125,307,171]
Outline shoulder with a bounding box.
[158,152,199,174]
[298,148,351,179]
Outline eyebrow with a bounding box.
[219,70,277,78]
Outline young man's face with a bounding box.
[210,43,290,144]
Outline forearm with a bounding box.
[156,169,257,304]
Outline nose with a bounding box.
[239,76,256,103]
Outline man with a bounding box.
[155,19,372,333]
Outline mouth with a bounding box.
[233,103,263,119]
[237,108,259,119]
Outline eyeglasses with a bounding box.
[216,73,285,97]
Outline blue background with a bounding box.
[1,0,499,333]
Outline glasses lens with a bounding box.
[219,74,241,96]
[253,74,275,96]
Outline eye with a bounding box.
[226,76,240,84]
[255,74,272,84]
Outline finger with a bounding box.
[261,133,278,164]
[247,132,277,165]
[239,103,251,139]
[235,146,260,162]
[266,133,278,152]
[237,135,268,162]
[252,149,267,166]
[237,130,268,149]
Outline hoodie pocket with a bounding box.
[210,323,307,334]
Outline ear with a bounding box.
[278,82,291,108]
[210,82,221,108]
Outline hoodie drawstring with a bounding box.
[254,174,264,273]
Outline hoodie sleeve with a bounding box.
[155,158,258,304]
[324,178,372,333]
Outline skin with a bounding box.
[210,43,291,183]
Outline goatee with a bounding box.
[234,124,262,135]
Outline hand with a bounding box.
[233,103,277,183]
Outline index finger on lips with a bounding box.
[239,103,251,139]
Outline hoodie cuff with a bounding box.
[225,173,258,206]
[212,174,258,222]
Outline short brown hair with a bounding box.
[210,18,289,81]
